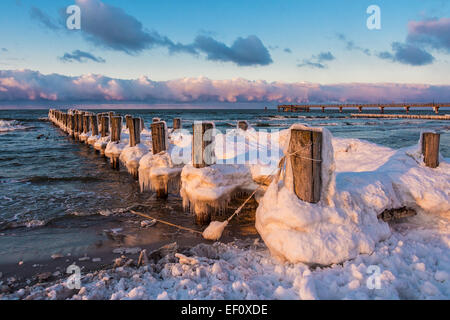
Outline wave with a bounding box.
[0,119,28,132]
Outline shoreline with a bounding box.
[0,200,259,294]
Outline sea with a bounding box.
[0,103,449,266]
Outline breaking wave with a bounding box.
[0,119,27,132]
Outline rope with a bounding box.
[129,210,203,235]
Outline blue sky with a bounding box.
[0,0,450,103]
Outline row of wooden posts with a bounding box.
[48,109,441,224]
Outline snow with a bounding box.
[180,127,282,215]
[93,136,110,152]
[3,213,449,300]
[180,164,256,215]
[87,134,100,146]
[256,125,450,265]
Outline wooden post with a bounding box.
[78,112,84,136]
[140,118,145,132]
[422,132,440,168]
[173,118,182,130]
[151,121,167,198]
[83,114,90,134]
[74,113,79,139]
[288,128,322,203]
[110,116,122,170]
[237,120,248,131]
[192,122,215,168]
[125,115,132,129]
[151,121,166,154]
[152,117,161,123]
[111,116,122,142]
[90,114,98,136]
[69,114,75,137]
[129,118,141,147]
[101,116,109,137]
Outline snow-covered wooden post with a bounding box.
[151,121,168,198]
[192,122,215,169]
[152,117,161,123]
[422,132,440,168]
[173,118,182,130]
[288,128,322,203]
[129,118,141,147]
[110,116,122,169]
[90,114,98,136]
[238,120,248,131]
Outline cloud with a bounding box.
[30,0,271,66]
[1,48,8,52]
[30,7,60,30]
[284,48,292,53]
[59,50,105,63]
[297,51,335,69]
[336,33,371,56]
[1,69,449,103]
[377,17,450,66]
[193,35,272,66]
[378,42,435,66]
[407,17,450,53]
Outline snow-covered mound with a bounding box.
[94,136,110,152]
[79,132,90,143]
[138,129,190,193]
[139,150,183,194]
[181,164,256,215]
[256,125,450,266]
[120,143,150,176]
[87,134,100,146]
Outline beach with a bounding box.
[0,106,449,299]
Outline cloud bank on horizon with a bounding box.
[1,70,449,103]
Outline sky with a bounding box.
[0,0,450,104]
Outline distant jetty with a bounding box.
[350,114,450,120]
[277,103,450,114]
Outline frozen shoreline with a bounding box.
[1,210,448,300]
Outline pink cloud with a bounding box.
[0,69,449,103]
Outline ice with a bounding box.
[202,220,228,240]
[138,148,183,194]
[120,143,150,176]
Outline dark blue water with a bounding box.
[0,107,449,230]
